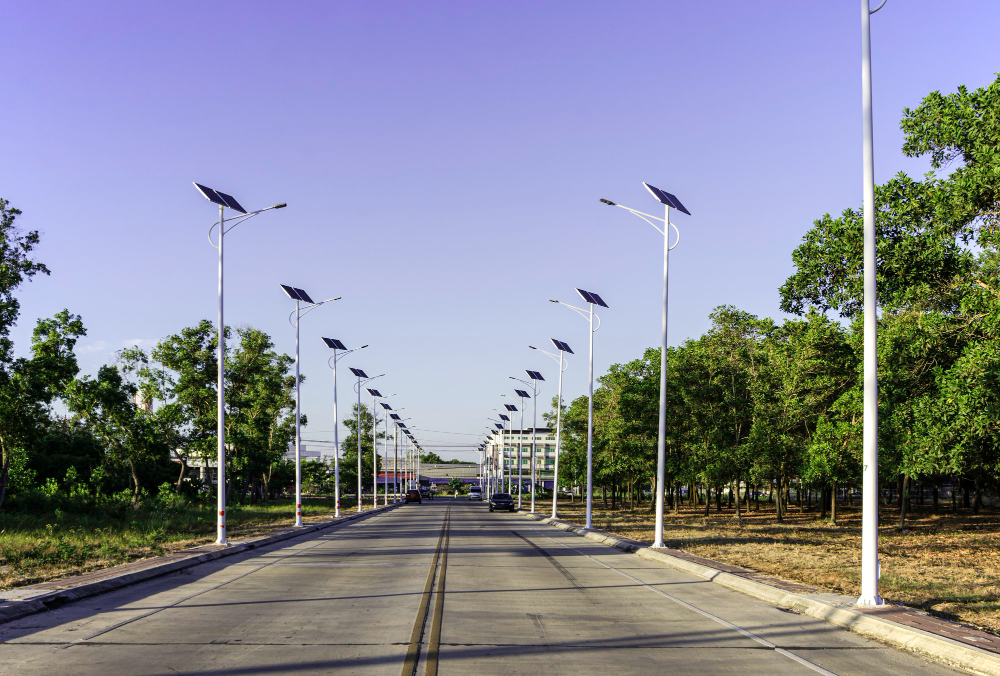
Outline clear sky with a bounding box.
[2,0,996,461]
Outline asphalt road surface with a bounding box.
[0,498,964,675]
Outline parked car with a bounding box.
[468,486,483,501]
[489,492,515,512]
[418,485,434,499]
[405,489,421,504]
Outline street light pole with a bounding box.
[859,0,887,608]
[600,184,689,548]
[323,339,366,519]
[551,290,607,529]
[197,183,286,545]
[531,341,571,519]
[281,286,340,527]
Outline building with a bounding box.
[485,427,559,489]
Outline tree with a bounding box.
[65,364,171,507]
[0,310,86,506]
[340,403,385,494]
[420,451,444,464]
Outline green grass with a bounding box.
[0,497,364,590]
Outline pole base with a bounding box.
[652,540,665,549]
[215,537,228,546]
[856,594,884,607]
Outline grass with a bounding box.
[0,496,378,591]
[552,498,1000,635]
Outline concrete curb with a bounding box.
[0,502,401,626]
[517,509,1000,676]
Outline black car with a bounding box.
[489,492,515,512]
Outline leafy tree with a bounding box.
[340,403,385,494]
[420,451,445,463]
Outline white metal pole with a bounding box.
[518,399,524,508]
[552,351,564,519]
[294,301,303,527]
[586,304,595,529]
[394,425,399,502]
[531,382,537,513]
[215,204,227,545]
[332,352,341,518]
[371,393,377,509]
[653,204,671,548]
[356,378,362,512]
[859,0,883,607]
[384,412,389,505]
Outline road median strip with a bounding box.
[0,502,401,626]
[517,508,1000,676]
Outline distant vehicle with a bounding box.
[418,485,433,499]
[405,490,421,504]
[489,493,515,512]
[468,486,483,501]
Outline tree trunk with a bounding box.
[175,457,188,491]
[974,480,983,514]
[129,460,141,508]
[734,481,742,523]
[951,475,957,513]
[704,484,710,516]
[932,483,938,511]
[0,453,9,509]
[898,474,910,530]
[776,477,784,522]
[716,485,722,511]
[820,485,828,519]
[830,481,837,526]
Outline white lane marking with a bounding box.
[523,525,838,676]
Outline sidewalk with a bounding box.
[518,509,1000,676]
[0,502,400,625]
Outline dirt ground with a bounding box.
[552,498,1000,635]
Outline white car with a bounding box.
[468,486,483,501]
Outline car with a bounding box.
[404,489,421,504]
[418,485,433,499]
[468,486,483,501]
[489,492,515,512]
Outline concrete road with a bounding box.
[0,499,964,675]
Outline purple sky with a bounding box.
[2,0,996,460]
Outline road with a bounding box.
[0,498,962,675]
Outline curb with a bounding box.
[517,509,1000,676]
[0,502,401,626]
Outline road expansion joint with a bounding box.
[400,506,452,676]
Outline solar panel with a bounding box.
[505,404,518,411]
[526,370,545,381]
[577,288,608,308]
[193,182,227,207]
[495,423,503,429]
[215,191,247,214]
[390,414,401,420]
[499,414,509,421]
[322,337,348,350]
[293,288,315,304]
[552,339,574,354]
[515,389,531,398]
[349,368,367,378]
[381,403,392,410]
[643,182,691,215]
[367,388,381,397]
[280,284,302,301]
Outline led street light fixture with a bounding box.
[350,368,368,378]
[526,370,544,381]
[515,389,531,398]
[322,337,347,350]
[552,339,574,354]
[643,182,691,215]
[576,289,608,308]
[367,388,381,397]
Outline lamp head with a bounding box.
[599,198,616,206]
[528,345,536,350]
[548,299,558,303]
[273,203,288,209]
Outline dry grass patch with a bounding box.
[0,497,374,591]
[553,499,1000,635]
